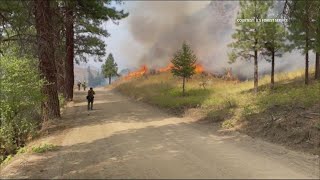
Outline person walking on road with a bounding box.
[87,87,95,110]
[82,81,87,91]
[77,81,82,91]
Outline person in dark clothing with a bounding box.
[82,81,87,91]
[77,81,81,91]
[87,87,95,110]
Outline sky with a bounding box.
[76,1,211,71]
[77,1,314,79]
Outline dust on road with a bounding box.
[1,88,319,179]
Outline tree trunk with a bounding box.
[65,2,74,101]
[52,2,65,96]
[182,77,185,96]
[254,50,258,93]
[315,52,320,80]
[109,76,111,84]
[305,3,309,85]
[271,50,275,89]
[305,34,309,85]
[34,0,60,121]
[56,57,65,95]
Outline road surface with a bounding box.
[1,88,319,179]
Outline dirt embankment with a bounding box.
[237,103,320,156]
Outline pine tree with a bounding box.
[261,20,287,89]
[33,0,60,120]
[228,0,271,93]
[286,1,315,85]
[171,42,197,96]
[102,53,118,84]
[312,1,320,80]
[64,0,128,101]
[64,0,75,101]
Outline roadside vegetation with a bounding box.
[0,56,44,163]
[0,0,128,164]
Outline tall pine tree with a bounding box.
[261,19,287,88]
[33,0,60,120]
[171,42,197,96]
[102,53,118,85]
[228,0,271,93]
[286,1,315,85]
[64,0,128,101]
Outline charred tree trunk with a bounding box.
[315,52,320,80]
[34,0,60,121]
[271,50,275,89]
[254,49,258,93]
[65,2,74,101]
[108,76,111,84]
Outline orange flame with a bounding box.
[195,64,204,73]
[157,63,174,73]
[124,65,148,80]
[156,63,204,74]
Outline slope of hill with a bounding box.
[113,70,320,155]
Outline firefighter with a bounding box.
[87,87,95,110]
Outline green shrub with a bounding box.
[31,144,58,153]
[16,147,28,154]
[2,154,13,165]
[58,93,66,107]
[0,56,43,163]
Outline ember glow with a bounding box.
[124,65,148,80]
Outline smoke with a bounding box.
[127,1,315,79]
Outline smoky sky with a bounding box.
[127,1,315,79]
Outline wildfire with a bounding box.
[123,63,205,81]
[124,65,148,80]
[157,63,204,74]
[195,64,204,73]
[157,63,174,73]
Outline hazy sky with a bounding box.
[78,1,313,78]
[77,1,211,71]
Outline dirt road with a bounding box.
[1,88,319,179]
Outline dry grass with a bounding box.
[115,69,319,117]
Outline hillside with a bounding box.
[113,70,320,155]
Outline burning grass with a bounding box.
[114,69,320,154]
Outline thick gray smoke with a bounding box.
[127,1,315,79]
